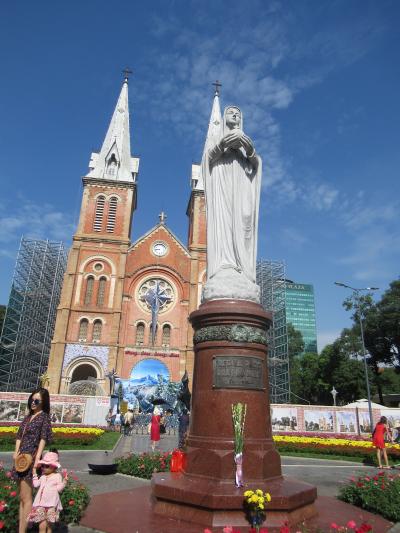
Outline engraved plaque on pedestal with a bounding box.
[213,355,264,390]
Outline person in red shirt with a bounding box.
[372,416,393,469]
[150,407,161,452]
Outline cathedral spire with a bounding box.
[87,74,138,182]
[192,83,222,190]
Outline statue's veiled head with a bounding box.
[224,106,242,133]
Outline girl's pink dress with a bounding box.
[150,414,161,441]
[28,472,66,523]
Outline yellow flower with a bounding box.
[256,489,263,496]
[265,492,271,502]
[244,490,253,497]
[251,494,258,503]
[259,503,264,510]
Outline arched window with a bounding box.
[78,319,89,341]
[97,277,107,307]
[106,197,118,233]
[93,320,103,342]
[162,325,171,347]
[93,195,106,232]
[135,322,145,345]
[84,276,94,305]
[106,154,118,177]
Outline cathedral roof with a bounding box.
[86,76,139,183]
[129,221,190,257]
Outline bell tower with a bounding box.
[47,74,140,394]
[185,87,221,377]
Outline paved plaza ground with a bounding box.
[1,434,399,532]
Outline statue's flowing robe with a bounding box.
[203,111,262,284]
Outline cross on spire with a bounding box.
[212,80,222,96]
[122,67,133,82]
[159,211,167,224]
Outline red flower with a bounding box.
[0,520,4,529]
[9,491,16,497]
[280,525,290,533]
[330,523,339,529]
[347,520,357,529]
[359,524,372,532]
[69,499,75,506]
[5,472,11,479]
[0,503,5,512]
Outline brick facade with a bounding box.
[47,185,206,393]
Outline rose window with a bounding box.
[137,278,174,313]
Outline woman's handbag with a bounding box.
[15,452,34,473]
[14,416,37,473]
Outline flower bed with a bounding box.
[338,471,400,522]
[0,465,90,531]
[116,451,172,479]
[273,434,400,461]
[0,426,105,447]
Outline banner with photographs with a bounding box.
[62,403,85,424]
[358,412,372,433]
[0,400,20,422]
[304,410,334,432]
[0,399,86,424]
[381,410,400,442]
[271,407,298,431]
[50,404,64,424]
[336,411,357,433]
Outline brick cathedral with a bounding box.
[47,76,210,394]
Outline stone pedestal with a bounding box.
[152,299,317,529]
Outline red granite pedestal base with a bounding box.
[152,299,317,529]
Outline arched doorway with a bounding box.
[70,363,97,383]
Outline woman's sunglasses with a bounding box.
[32,399,42,406]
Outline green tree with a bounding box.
[290,352,328,404]
[287,322,304,358]
[343,279,400,404]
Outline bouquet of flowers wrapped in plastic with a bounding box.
[231,402,247,487]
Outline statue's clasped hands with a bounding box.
[220,130,255,157]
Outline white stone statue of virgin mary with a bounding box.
[202,104,262,302]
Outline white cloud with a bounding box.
[282,227,308,249]
[0,200,74,258]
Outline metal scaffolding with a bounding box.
[0,237,67,391]
[256,260,290,403]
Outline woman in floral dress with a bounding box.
[12,388,53,533]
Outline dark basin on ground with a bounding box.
[88,463,118,475]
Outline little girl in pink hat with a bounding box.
[28,449,68,531]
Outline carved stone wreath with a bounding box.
[137,277,175,314]
[193,324,268,345]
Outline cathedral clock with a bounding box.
[152,241,168,257]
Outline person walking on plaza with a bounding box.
[27,450,67,532]
[124,409,134,436]
[150,407,161,451]
[372,415,393,469]
[12,388,53,533]
[114,412,121,432]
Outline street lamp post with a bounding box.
[334,282,379,433]
[331,386,338,406]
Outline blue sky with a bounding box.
[0,0,399,351]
